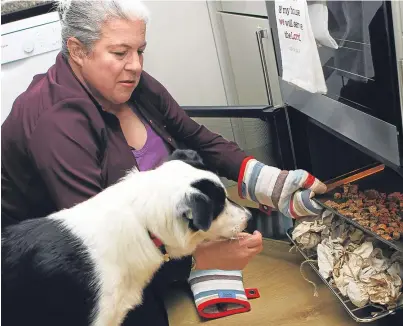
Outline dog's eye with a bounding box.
[182,211,192,220]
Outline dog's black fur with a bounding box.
[1,218,98,326]
[186,179,226,231]
[168,150,226,231]
[166,149,208,171]
[1,149,226,326]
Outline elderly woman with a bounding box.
[1,0,326,324]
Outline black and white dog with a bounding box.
[2,150,251,326]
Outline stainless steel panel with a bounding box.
[391,0,403,136]
[219,12,282,107]
[220,0,267,17]
[280,79,401,166]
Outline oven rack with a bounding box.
[286,228,403,323]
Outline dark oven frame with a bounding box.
[265,0,403,173]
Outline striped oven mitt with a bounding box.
[188,269,258,319]
[238,157,327,218]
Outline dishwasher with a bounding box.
[1,9,61,124]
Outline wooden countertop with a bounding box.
[164,238,402,326]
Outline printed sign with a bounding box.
[274,0,327,94]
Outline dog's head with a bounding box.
[149,149,251,257]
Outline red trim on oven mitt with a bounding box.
[238,157,326,219]
[238,156,273,216]
[188,270,259,320]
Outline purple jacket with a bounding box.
[1,53,248,225]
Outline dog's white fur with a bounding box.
[48,160,248,326]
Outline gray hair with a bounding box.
[56,0,150,57]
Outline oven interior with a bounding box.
[283,106,403,322]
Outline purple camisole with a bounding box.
[131,121,170,171]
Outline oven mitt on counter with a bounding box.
[239,158,327,219]
[188,270,259,319]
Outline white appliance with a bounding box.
[1,11,61,124]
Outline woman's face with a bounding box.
[81,19,146,107]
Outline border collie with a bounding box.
[2,150,251,326]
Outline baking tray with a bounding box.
[313,164,403,253]
[286,228,403,323]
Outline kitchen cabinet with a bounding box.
[220,0,268,17]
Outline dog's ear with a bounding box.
[183,179,226,232]
[167,149,207,171]
[184,192,214,231]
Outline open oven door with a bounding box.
[265,0,403,175]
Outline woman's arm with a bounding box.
[139,72,327,220]
[28,100,104,210]
[162,92,249,181]
[138,71,248,182]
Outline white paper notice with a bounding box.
[275,0,327,94]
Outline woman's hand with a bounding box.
[240,158,327,219]
[193,231,263,271]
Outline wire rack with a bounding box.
[286,228,403,323]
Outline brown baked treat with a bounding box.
[334,192,342,200]
[378,224,388,231]
[389,222,399,228]
[388,202,398,210]
[343,211,354,218]
[379,217,391,225]
[358,220,370,227]
[388,192,403,202]
[350,185,359,195]
[364,199,378,207]
[392,231,401,241]
[371,225,379,233]
[378,208,389,215]
[364,189,380,200]
[326,186,402,242]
